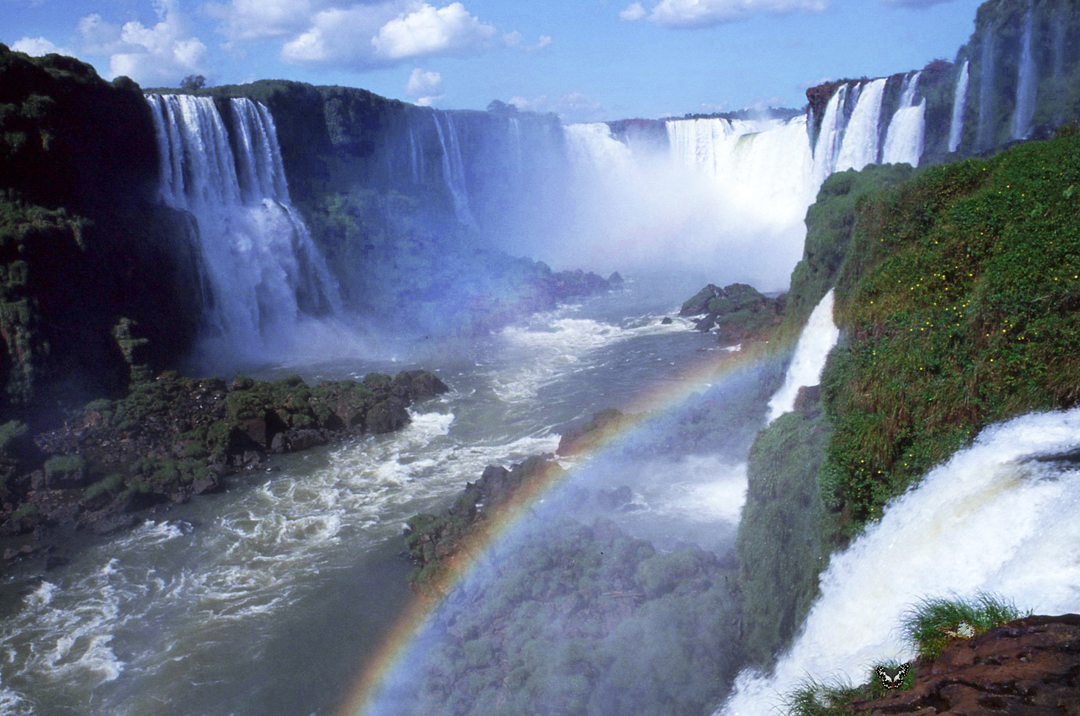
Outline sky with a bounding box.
[3,0,987,123]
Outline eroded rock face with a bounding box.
[851,615,1080,715]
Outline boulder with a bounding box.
[366,398,410,434]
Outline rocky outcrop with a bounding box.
[0,45,202,422]
[849,615,1080,715]
[678,282,784,344]
[556,408,633,457]
[0,369,448,543]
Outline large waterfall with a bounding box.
[720,408,1080,715]
[146,94,341,356]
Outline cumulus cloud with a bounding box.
[203,0,322,41]
[405,67,443,105]
[372,2,496,59]
[281,1,500,68]
[624,0,826,28]
[73,1,207,85]
[10,37,74,57]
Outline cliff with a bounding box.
[736,127,1080,666]
[0,44,202,423]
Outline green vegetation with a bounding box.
[821,132,1080,537]
[780,593,1025,715]
[405,516,742,716]
[736,406,830,665]
[901,592,1028,661]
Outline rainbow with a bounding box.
[336,337,780,715]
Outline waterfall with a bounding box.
[812,85,850,185]
[1011,5,1037,141]
[432,112,476,227]
[977,22,997,152]
[766,290,839,423]
[408,125,420,184]
[1054,1,1067,79]
[145,94,341,351]
[881,71,926,167]
[834,78,887,173]
[720,408,1080,715]
[948,60,970,154]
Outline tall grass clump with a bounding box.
[901,592,1029,661]
[784,677,864,716]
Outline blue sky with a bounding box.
[4,0,985,122]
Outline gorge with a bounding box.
[1,0,1080,714]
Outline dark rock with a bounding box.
[608,271,624,286]
[366,398,410,434]
[557,408,631,456]
[270,432,287,454]
[661,316,673,325]
[285,429,326,451]
[849,615,1080,715]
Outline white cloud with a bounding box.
[633,0,826,28]
[74,1,208,85]
[405,66,443,105]
[509,95,548,113]
[203,0,321,42]
[372,2,496,60]
[281,1,500,68]
[505,31,553,52]
[10,37,74,57]
[77,14,122,54]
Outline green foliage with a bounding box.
[43,453,84,478]
[901,593,1028,661]
[83,473,123,501]
[817,133,1080,537]
[784,677,864,716]
[737,408,830,665]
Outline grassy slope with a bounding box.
[823,130,1080,536]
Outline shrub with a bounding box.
[901,592,1028,661]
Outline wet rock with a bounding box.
[850,614,1080,715]
[661,316,673,325]
[557,408,631,456]
[597,485,634,510]
[366,397,410,434]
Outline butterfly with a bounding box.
[875,662,911,690]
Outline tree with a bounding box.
[180,74,206,92]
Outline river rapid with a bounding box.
[0,275,762,716]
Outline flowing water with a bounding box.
[0,276,754,716]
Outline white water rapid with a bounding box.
[720,408,1080,715]
[949,60,970,154]
[146,94,341,356]
[765,289,839,423]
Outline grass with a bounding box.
[782,593,1026,715]
[901,592,1029,661]
[816,131,1080,538]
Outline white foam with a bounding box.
[719,408,1080,715]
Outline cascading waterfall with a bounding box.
[881,71,926,167]
[408,126,421,184]
[145,94,341,353]
[949,60,970,153]
[812,84,851,185]
[720,408,1080,716]
[765,289,839,423]
[1054,1,1068,79]
[834,78,888,173]
[432,112,476,227]
[1011,4,1037,140]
